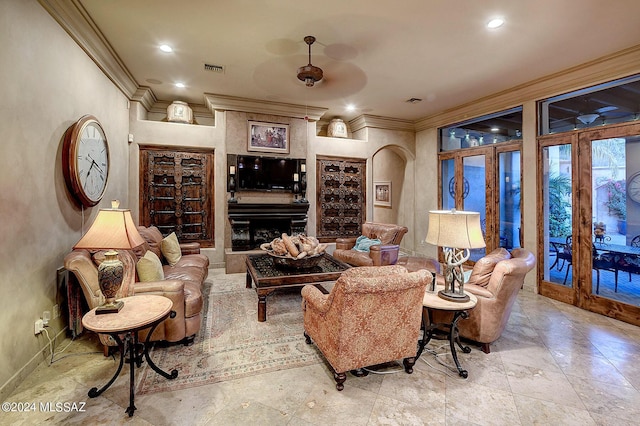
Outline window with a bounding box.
[440,107,523,152]
[539,74,640,135]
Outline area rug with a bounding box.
[137,273,324,395]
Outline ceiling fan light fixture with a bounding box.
[297,36,323,87]
[577,113,600,125]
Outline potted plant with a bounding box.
[600,178,626,233]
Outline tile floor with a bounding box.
[4,269,640,425]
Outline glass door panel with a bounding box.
[498,150,521,249]
[590,135,640,306]
[541,144,573,287]
[441,158,455,210]
[462,155,487,261]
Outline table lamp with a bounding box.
[74,200,146,314]
[425,209,485,302]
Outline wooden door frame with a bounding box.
[576,122,640,325]
[537,133,578,305]
[437,142,521,260]
[537,121,640,326]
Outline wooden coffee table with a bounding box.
[246,252,350,321]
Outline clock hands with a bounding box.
[87,154,105,175]
[83,153,105,195]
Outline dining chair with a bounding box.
[557,236,573,284]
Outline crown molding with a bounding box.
[415,44,640,131]
[38,0,138,98]
[349,115,415,133]
[203,94,327,121]
[131,87,158,112]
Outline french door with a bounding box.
[438,143,522,263]
[538,122,640,324]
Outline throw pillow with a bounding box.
[161,232,182,266]
[467,248,511,287]
[136,250,165,282]
[353,235,382,252]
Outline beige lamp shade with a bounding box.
[425,210,486,249]
[74,208,145,250]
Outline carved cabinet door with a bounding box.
[140,147,214,247]
[316,157,366,241]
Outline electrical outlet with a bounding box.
[53,304,60,319]
[34,319,44,335]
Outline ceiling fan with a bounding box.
[297,36,323,87]
[577,105,618,125]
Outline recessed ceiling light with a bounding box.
[175,82,185,88]
[159,44,173,53]
[346,104,356,112]
[491,127,500,132]
[487,18,504,29]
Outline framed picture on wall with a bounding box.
[247,121,289,154]
[374,181,391,207]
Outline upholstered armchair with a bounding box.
[64,248,203,353]
[302,265,431,390]
[332,222,408,267]
[430,248,536,353]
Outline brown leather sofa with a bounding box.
[430,248,536,353]
[302,265,431,390]
[64,226,208,350]
[332,222,408,267]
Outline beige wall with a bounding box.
[128,102,227,267]
[414,48,640,292]
[4,0,640,402]
[0,0,130,399]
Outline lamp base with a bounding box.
[96,300,124,315]
[438,290,470,303]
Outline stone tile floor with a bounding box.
[4,269,640,425]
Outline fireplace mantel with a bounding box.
[228,203,309,251]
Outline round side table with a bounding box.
[82,294,178,417]
[416,286,477,378]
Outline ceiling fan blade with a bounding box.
[595,106,618,114]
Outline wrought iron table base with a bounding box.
[88,312,178,417]
[416,307,472,378]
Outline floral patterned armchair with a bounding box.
[301,265,431,390]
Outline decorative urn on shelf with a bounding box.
[167,101,193,124]
[327,118,348,138]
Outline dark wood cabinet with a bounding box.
[139,147,214,247]
[316,157,366,241]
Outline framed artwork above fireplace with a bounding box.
[248,121,289,154]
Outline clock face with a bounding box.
[76,122,108,201]
[628,172,640,203]
[63,115,110,207]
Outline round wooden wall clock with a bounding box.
[62,115,110,207]
[628,171,640,204]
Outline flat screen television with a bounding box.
[235,155,300,191]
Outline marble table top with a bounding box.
[423,285,477,311]
[82,295,172,333]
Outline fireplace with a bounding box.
[228,203,309,251]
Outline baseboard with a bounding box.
[0,327,67,402]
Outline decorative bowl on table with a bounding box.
[267,251,323,270]
[261,233,328,270]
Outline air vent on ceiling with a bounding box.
[204,63,225,73]
[406,98,422,104]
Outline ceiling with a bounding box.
[77,0,640,123]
